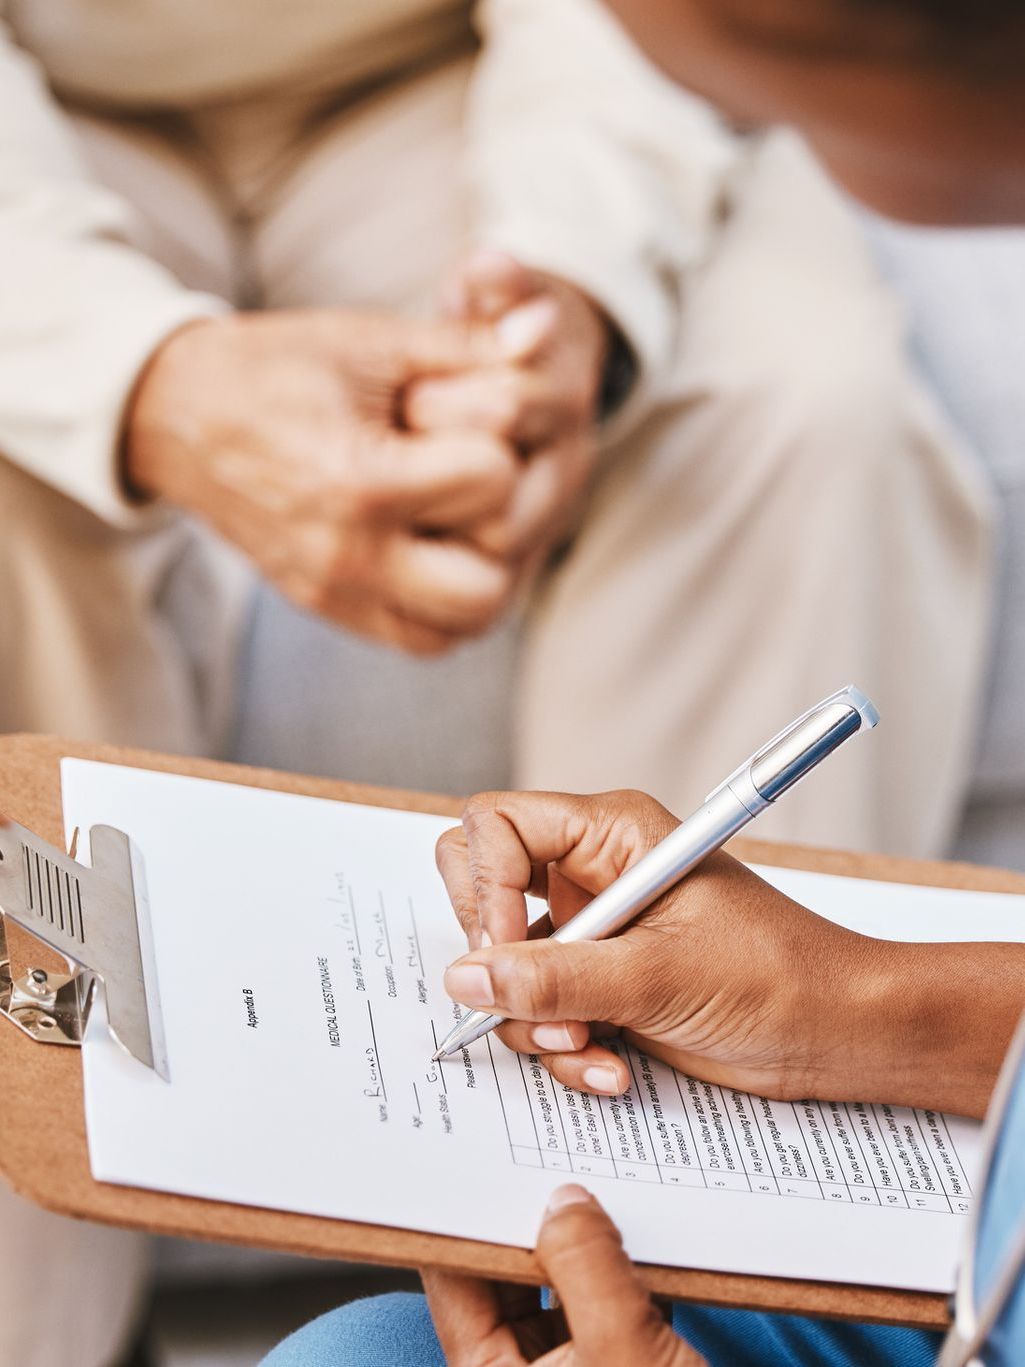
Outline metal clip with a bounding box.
[0,816,168,1079]
[0,957,83,1046]
[703,685,879,805]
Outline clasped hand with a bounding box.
[125,251,608,654]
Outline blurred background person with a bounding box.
[260,0,1025,1362]
[0,0,999,1362]
[233,2,989,860]
[0,0,987,850]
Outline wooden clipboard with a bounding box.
[3,732,1024,1333]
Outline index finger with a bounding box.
[446,790,677,945]
[367,431,518,526]
[421,1268,529,1367]
[435,816,547,947]
[438,790,614,945]
[405,367,563,449]
[466,437,591,561]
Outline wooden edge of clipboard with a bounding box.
[4,732,1025,1332]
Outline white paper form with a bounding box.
[63,760,1025,1293]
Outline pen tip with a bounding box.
[431,1048,444,1062]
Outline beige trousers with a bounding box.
[0,60,991,1367]
[518,131,993,858]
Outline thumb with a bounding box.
[443,935,641,1026]
[537,1187,707,1366]
[395,308,558,378]
[443,247,537,321]
[439,250,559,361]
[393,315,513,378]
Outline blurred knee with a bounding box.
[657,144,924,506]
[260,1291,442,1367]
[613,291,917,578]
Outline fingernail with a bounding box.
[444,963,494,1008]
[497,298,557,358]
[480,929,493,948]
[532,1023,575,1052]
[583,1065,622,1095]
[545,1184,592,1216]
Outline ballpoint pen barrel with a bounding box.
[551,785,754,947]
[555,699,867,948]
[435,686,877,1060]
[434,786,753,1058]
[433,1008,503,1058]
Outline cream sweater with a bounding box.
[0,0,738,525]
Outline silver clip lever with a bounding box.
[0,815,168,1079]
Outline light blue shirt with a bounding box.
[979,1040,1025,1365]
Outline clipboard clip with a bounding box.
[0,815,168,1080]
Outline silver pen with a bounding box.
[432,684,879,1061]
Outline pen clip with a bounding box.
[703,685,878,804]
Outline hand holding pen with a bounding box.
[431,688,902,1105]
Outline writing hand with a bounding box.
[436,789,1023,1116]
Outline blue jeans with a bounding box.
[261,1291,941,1366]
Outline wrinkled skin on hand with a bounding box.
[406,249,611,572]
[125,308,528,654]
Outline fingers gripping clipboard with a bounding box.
[3,734,1023,1331]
